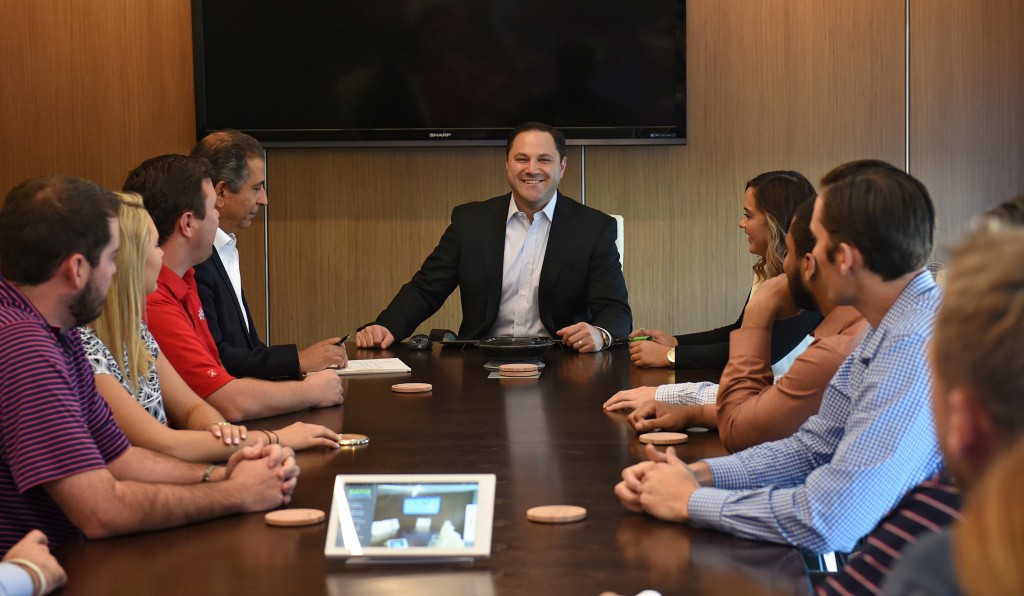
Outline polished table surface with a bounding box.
[57,344,811,596]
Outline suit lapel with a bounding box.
[210,250,255,345]
[484,195,510,310]
[540,193,576,290]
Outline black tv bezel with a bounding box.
[191,0,686,148]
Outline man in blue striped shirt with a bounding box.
[616,160,943,555]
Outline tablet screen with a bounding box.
[325,474,496,559]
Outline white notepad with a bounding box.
[335,358,411,376]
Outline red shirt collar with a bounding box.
[157,265,196,302]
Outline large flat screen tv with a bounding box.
[192,0,686,146]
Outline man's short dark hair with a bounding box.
[0,175,120,285]
[506,122,566,161]
[789,199,817,258]
[819,160,934,280]
[123,154,215,245]
[786,199,819,312]
[189,129,265,193]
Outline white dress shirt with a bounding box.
[214,228,248,331]
[488,195,558,338]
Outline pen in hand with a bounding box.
[320,334,352,370]
[612,335,651,346]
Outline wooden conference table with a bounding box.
[57,344,811,596]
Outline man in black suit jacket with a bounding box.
[191,131,347,380]
[356,122,631,352]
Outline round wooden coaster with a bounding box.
[337,433,369,446]
[638,431,689,445]
[391,383,432,393]
[265,508,326,527]
[526,505,588,524]
[498,363,539,377]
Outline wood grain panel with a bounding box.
[0,0,195,194]
[263,146,582,346]
[587,0,906,334]
[236,209,268,339]
[910,0,1024,259]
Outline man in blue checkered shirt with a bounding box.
[616,160,943,555]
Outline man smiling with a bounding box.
[357,121,631,350]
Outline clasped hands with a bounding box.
[608,392,707,522]
[223,438,300,509]
[615,444,703,523]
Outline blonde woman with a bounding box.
[80,193,340,461]
[629,171,822,369]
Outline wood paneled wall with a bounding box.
[3,1,1022,349]
[587,0,906,334]
[909,0,1024,259]
[0,0,195,193]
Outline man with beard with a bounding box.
[605,200,868,453]
[0,175,300,553]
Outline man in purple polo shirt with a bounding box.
[0,175,299,553]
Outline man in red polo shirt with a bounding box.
[123,155,344,422]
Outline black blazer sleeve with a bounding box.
[671,292,822,369]
[540,206,631,338]
[577,210,632,338]
[371,214,464,342]
[194,252,301,380]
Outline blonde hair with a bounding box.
[955,437,1024,595]
[89,192,154,393]
[933,228,1024,438]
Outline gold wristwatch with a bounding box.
[667,347,676,364]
